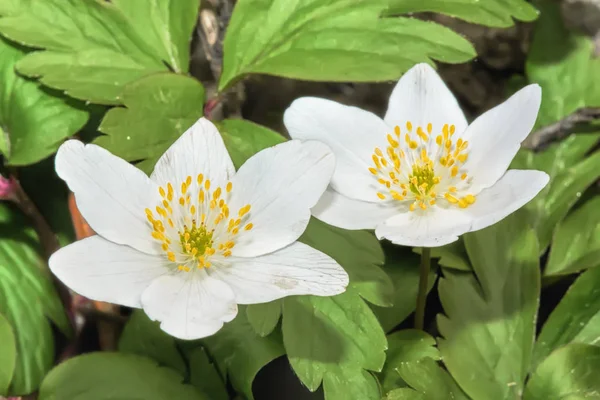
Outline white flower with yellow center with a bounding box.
[284,63,549,247]
[49,118,348,339]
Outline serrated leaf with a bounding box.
[188,347,228,400]
[0,312,16,395]
[246,301,282,337]
[0,203,70,395]
[0,0,198,104]
[512,133,600,251]
[0,37,88,165]
[438,214,540,400]
[526,1,600,127]
[385,0,538,27]
[545,197,600,276]
[282,289,387,397]
[397,358,469,400]
[532,266,600,369]
[524,344,600,400]
[38,353,204,400]
[219,0,475,90]
[118,309,186,375]
[202,309,285,400]
[96,73,205,174]
[371,249,435,333]
[413,239,471,271]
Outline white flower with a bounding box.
[49,117,348,340]
[284,63,549,247]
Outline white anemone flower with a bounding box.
[284,63,549,247]
[49,117,348,340]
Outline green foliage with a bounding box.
[118,309,186,375]
[438,214,540,400]
[533,266,600,369]
[513,134,600,252]
[545,196,600,276]
[524,344,600,399]
[526,1,600,127]
[0,312,16,395]
[0,203,70,395]
[219,0,475,90]
[385,0,538,27]
[414,240,471,271]
[0,0,198,105]
[0,37,87,165]
[188,347,229,400]
[246,301,282,337]
[38,353,204,400]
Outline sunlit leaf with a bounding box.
[0,312,16,395]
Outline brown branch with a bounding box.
[523,107,600,150]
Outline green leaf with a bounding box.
[96,73,205,174]
[188,347,229,400]
[533,266,600,369]
[413,239,471,271]
[282,289,387,399]
[0,0,199,104]
[0,37,88,165]
[219,0,475,91]
[202,309,285,400]
[38,353,204,400]
[217,119,286,168]
[322,368,381,400]
[385,0,538,27]
[545,196,600,276]
[0,203,70,395]
[526,1,600,127]
[0,312,16,395]
[246,300,282,337]
[397,358,469,400]
[118,309,186,376]
[438,213,540,400]
[300,219,392,307]
[524,344,600,400]
[371,249,435,333]
[386,388,426,400]
[512,133,600,251]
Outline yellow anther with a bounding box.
[159,187,166,198]
[394,125,401,136]
[204,179,211,190]
[168,218,174,228]
[406,121,413,131]
[190,205,196,215]
[377,192,386,200]
[210,199,217,210]
[162,200,169,208]
[375,148,383,157]
[372,155,381,169]
[223,250,232,257]
[179,197,185,206]
[461,173,467,180]
[450,125,456,135]
[464,194,476,204]
[445,140,452,149]
[445,193,458,204]
[226,182,232,193]
[458,198,468,208]
[381,158,388,167]
[451,166,459,177]
[244,223,253,231]
[436,135,442,146]
[145,208,153,217]
[448,186,457,193]
[427,123,432,134]
[186,176,192,186]
[214,187,222,199]
[197,174,204,185]
[181,182,188,194]
[409,203,416,211]
[419,202,427,210]
[387,134,399,148]
[232,228,239,235]
[458,154,468,163]
[429,199,436,206]
[162,243,169,251]
[167,251,176,262]
[369,167,377,175]
[417,127,428,141]
[199,190,205,203]
[409,141,418,150]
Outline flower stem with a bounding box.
[414,247,431,330]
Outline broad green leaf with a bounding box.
[0,0,199,104]
[512,133,600,251]
[322,367,380,400]
[118,310,186,375]
[396,358,469,400]
[188,347,229,400]
[385,0,538,27]
[217,119,286,168]
[414,239,471,271]
[0,37,87,165]
[0,312,16,395]
[202,309,285,400]
[38,353,204,400]
[219,0,475,90]
[533,266,600,368]
[526,1,600,127]
[438,213,540,400]
[0,203,70,395]
[386,388,426,400]
[246,301,282,337]
[545,197,600,276]
[524,344,600,400]
[371,249,435,333]
[97,73,205,174]
[282,289,387,398]
[300,219,392,307]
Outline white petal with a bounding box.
[210,242,348,304]
[375,206,471,248]
[312,188,398,230]
[55,140,161,254]
[140,270,238,340]
[150,117,235,188]
[384,63,467,138]
[48,236,168,308]
[461,85,541,192]
[465,169,549,232]
[228,140,334,257]
[284,97,388,202]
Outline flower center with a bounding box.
[369,121,476,211]
[145,174,253,272]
